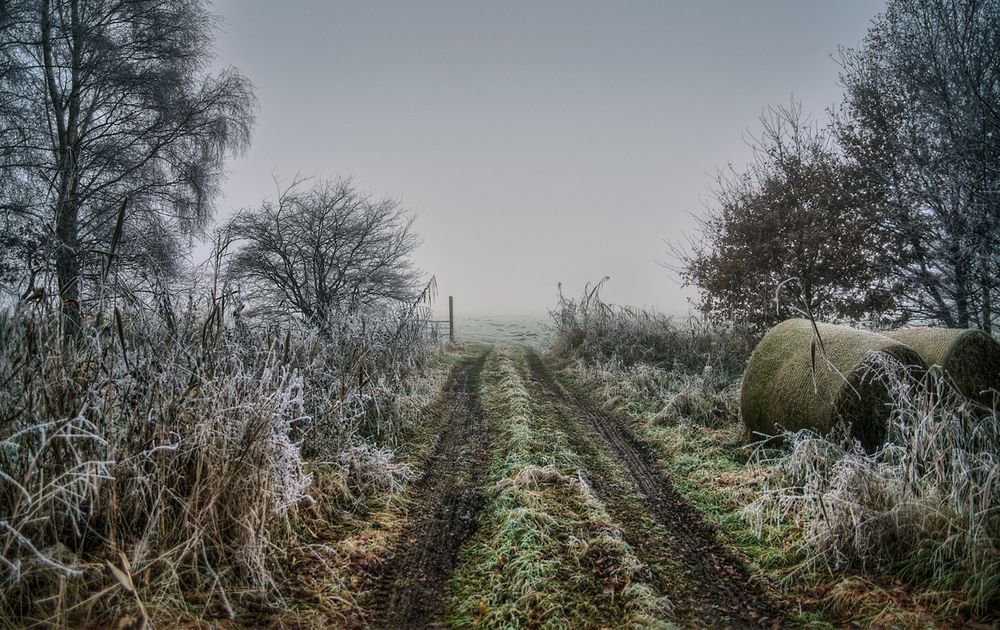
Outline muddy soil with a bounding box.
[366,351,490,629]
[525,350,780,628]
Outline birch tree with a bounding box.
[0,0,254,334]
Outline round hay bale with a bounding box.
[741,318,926,449]
[884,327,1000,406]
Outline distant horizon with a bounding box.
[438,300,703,320]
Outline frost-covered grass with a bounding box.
[549,289,999,625]
[746,363,1000,617]
[446,348,671,629]
[0,293,435,627]
[550,278,757,378]
[574,355,742,429]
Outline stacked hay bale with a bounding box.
[884,327,1000,407]
[741,318,926,450]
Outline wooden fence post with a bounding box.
[449,296,454,342]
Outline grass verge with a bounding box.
[552,352,992,627]
[445,348,672,629]
[204,344,480,628]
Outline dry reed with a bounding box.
[0,284,434,626]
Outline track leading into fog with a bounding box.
[525,350,780,628]
[360,347,777,628]
[367,351,490,629]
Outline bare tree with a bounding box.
[227,177,423,332]
[0,0,255,334]
[835,0,1000,332]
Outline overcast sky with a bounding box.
[209,0,886,316]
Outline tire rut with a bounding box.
[525,350,780,628]
[368,351,490,629]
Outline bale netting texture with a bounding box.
[741,318,926,450]
[884,327,1000,407]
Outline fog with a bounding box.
[210,0,886,317]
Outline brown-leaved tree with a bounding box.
[677,103,905,329]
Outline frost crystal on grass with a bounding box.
[0,288,435,624]
[745,361,1000,613]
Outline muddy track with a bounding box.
[368,351,490,629]
[525,350,779,628]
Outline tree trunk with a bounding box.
[43,0,84,344]
[983,258,993,335]
[56,184,81,341]
[950,237,970,328]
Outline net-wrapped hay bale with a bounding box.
[884,327,1000,406]
[741,318,926,449]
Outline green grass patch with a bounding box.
[445,348,672,629]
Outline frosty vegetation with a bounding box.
[550,281,999,617]
[0,268,436,624]
[551,278,757,379]
[0,1,438,625]
[655,1,1000,615]
[746,360,1000,613]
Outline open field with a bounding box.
[454,315,553,347]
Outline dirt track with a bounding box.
[524,350,779,628]
[363,347,777,628]
[367,351,490,629]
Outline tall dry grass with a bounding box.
[550,278,758,378]
[746,356,1000,614]
[0,281,434,625]
[549,280,754,430]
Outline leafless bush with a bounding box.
[226,177,422,334]
[745,357,1000,613]
[550,278,758,377]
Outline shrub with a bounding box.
[550,279,757,378]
